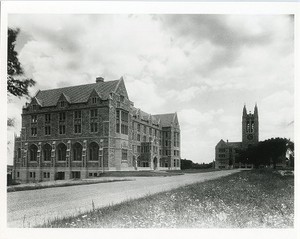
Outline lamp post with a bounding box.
[100,139,104,173]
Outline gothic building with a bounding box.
[215,104,259,169]
[13,77,181,183]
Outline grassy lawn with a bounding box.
[39,169,294,228]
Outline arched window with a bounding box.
[29,144,38,161]
[17,148,21,159]
[43,144,52,161]
[73,142,82,161]
[89,142,99,161]
[57,143,67,161]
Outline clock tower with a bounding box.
[242,104,259,148]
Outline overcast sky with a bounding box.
[7,14,294,165]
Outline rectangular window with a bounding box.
[149,128,152,135]
[144,125,147,134]
[74,124,81,134]
[31,115,37,123]
[137,146,141,153]
[31,127,37,136]
[92,97,97,104]
[137,124,140,132]
[121,111,129,135]
[74,110,82,119]
[116,110,120,133]
[59,125,66,134]
[45,114,51,123]
[90,109,98,118]
[17,172,20,178]
[137,134,140,141]
[60,101,65,107]
[122,149,127,161]
[219,148,226,152]
[45,126,51,135]
[59,112,66,122]
[143,135,146,142]
[90,122,98,133]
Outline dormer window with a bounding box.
[120,95,125,103]
[92,97,97,104]
[60,101,65,107]
[32,105,37,111]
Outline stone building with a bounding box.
[215,104,259,169]
[13,77,181,183]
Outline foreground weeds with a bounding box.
[39,169,294,228]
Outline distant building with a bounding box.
[13,77,181,183]
[215,104,288,169]
[215,104,259,169]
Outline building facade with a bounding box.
[215,105,259,169]
[13,77,181,183]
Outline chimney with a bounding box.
[96,76,104,83]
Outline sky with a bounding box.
[7,14,294,165]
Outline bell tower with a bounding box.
[242,104,259,148]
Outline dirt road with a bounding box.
[7,169,241,227]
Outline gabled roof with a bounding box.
[153,113,176,127]
[35,79,120,107]
[227,142,242,148]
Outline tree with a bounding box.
[7,28,35,98]
[236,137,290,169]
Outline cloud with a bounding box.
[7,14,294,165]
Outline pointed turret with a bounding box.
[243,104,247,118]
[254,103,258,118]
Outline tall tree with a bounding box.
[7,28,35,98]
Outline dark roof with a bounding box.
[35,80,120,107]
[153,113,175,127]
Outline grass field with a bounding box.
[39,169,294,228]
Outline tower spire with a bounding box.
[254,103,258,117]
[243,104,247,117]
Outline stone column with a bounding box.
[38,142,42,181]
[51,141,56,180]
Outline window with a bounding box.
[74,110,81,119]
[75,124,81,134]
[90,109,98,118]
[45,126,51,135]
[144,125,147,134]
[57,143,67,161]
[45,114,51,123]
[143,135,146,142]
[29,144,38,161]
[60,101,65,107]
[43,144,52,161]
[120,95,125,102]
[59,125,66,134]
[59,112,66,122]
[17,148,21,159]
[219,148,226,153]
[137,134,140,141]
[31,127,37,136]
[92,97,97,104]
[219,154,226,158]
[90,123,98,133]
[89,142,99,161]
[17,172,20,178]
[121,111,128,135]
[137,146,141,153]
[90,109,98,132]
[30,172,36,178]
[32,105,37,111]
[122,149,127,161]
[149,128,152,135]
[31,115,37,123]
[74,110,82,134]
[73,142,83,161]
[137,124,140,132]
